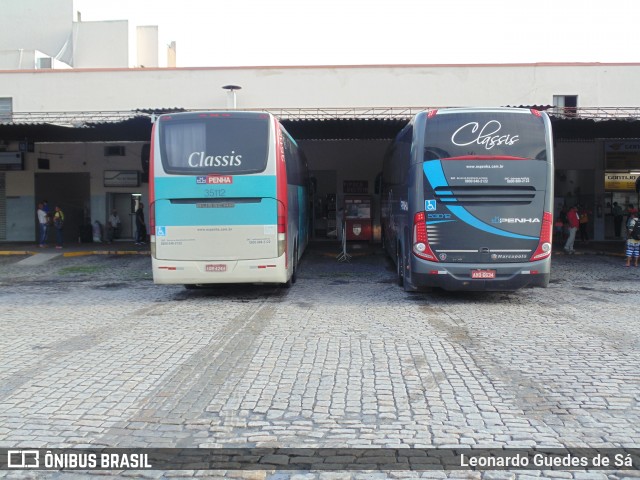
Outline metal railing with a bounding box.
[3,106,640,126]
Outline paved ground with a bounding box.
[0,244,638,479]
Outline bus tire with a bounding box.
[291,245,298,284]
[403,276,418,292]
[396,247,404,287]
[283,250,295,289]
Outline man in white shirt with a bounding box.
[107,209,121,243]
[37,202,48,247]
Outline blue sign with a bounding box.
[196,176,207,184]
[425,199,437,211]
[156,226,167,236]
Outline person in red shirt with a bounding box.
[564,205,580,254]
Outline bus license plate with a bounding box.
[205,264,227,272]
[471,269,496,279]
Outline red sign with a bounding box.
[207,175,233,185]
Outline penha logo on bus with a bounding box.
[196,175,233,185]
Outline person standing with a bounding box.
[626,203,638,226]
[564,205,580,254]
[612,201,623,238]
[36,202,48,247]
[578,205,590,245]
[625,210,640,267]
[53,205,65,249]
[42,200,52,225]
[107,209,121,243]
[135,202,146,245]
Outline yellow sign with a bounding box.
[605,172,638,191]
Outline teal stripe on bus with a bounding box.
[154,175,277,199]
[154,198,278,226]
[154,175,278,226]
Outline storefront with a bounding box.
[604,140,640,239]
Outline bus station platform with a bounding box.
[0,240,628,259]
[0,241,150,257]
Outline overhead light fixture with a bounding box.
[222,85,242,109]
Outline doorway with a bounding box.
[34,173,90,244]
[310,170,337,239]
[107,192,142,240]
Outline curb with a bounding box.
[0,250,149,257]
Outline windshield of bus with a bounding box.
[423,111,548,161]
[159,114,270,175]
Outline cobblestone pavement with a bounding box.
[0,247,639,479]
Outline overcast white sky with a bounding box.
[73,0,638,68]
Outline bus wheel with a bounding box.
[396,248,404,287]
[283,247,298,288]
[291,247,298,284]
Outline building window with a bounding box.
[553,95,578,118]
[104,146,126,156]
[0,98,12,123]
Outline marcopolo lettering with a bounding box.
[188,151,242,168]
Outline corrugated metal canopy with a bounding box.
[0,108,639,143]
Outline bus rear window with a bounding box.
[423,112,548,161]
[159,115,270,174]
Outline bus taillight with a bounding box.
[413,212,438,262]
[277,201,287,257]
[530,211,553,261]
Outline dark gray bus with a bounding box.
[381,108,553,291]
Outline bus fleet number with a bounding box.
[205,189,226,198]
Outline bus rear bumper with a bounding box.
[152,255,289,285]
[409,258,551,291]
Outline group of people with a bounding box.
[36,201,147,248]
[36,200,65,249]
[554,204,591,254]
[555,201,640,267]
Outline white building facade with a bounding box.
[1,62,639,243]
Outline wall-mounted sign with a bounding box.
[104,170,140,187]
[605,141,640,170]
[0,152,24,171]
[343,180,368,194]
[604,172,639,191]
